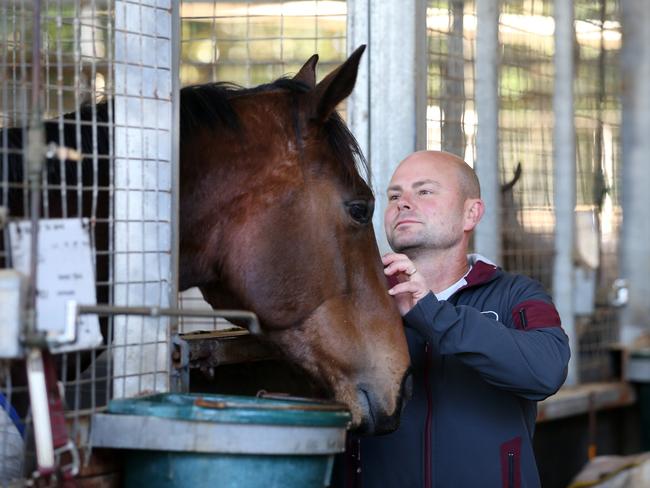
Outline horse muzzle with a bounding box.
[353,369,413,435]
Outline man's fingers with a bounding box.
[384,254,415,276]
[381,253,409,266]
[384,260,417,276]
[388,281,422,296]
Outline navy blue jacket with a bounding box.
[337,257,570,488]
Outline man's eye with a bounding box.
[419,189,433,195]
[388,194,399,201]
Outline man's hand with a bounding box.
[382,253,430,316]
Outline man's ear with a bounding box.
[464,199,484,231]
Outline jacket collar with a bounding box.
[461,254,500,289]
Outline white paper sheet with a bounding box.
[8,218,103,352]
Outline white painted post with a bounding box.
[113,0,174,397]
[347,0,427,254]
[553,0,578,386]
[620,0,650,346]
[474,0,501,265]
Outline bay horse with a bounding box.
[0,46,411,434]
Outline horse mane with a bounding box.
[2,79,370,194]
[180,78,371,195]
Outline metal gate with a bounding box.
[0,0,350,483]
[425,0,623,383]
[0,0,176,483]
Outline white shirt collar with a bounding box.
[435,265,472,301]
[467,253,497,267]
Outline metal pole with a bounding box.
[365,0,427,254]
[553,0,578,386]
[73,304,261,335]
[25,0,57,472]
[26,0,45,334]
[169,0,182,393]
[620,0,650,346]
[346,0,370,171]
[474,0,501,264]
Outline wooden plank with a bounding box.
[185,331,279,368]
[537,382,636,422]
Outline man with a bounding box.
[338,150,570,487]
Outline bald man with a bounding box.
[337,151,570,488]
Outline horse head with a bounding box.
[178,46,411,434]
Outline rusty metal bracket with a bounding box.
[171,334,190,393]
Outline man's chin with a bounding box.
[389,239,423,253]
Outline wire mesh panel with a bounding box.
[180,0,347,87]
[178,0,347,334]
[426,0,477,161]
[0,0,175,482]
[498,0,556,291]
[573,0,622,382]
[425,0,623,383]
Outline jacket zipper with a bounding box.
[519,308,528,329]
[424,341,433,487]
[508,451,515,488]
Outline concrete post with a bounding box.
[620,0,650,346]
[347,0,427,254]
[474,0,501,264]
[553,0,578,386]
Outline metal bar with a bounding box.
[170,0,182,393]
[26,0,45,336]
[553,0,578,386]
[74,304,261,334]
[31,1,42,117]
[346,0,370,171]
[474,0,501,264]
[170,2,180,311]
[25,4,55,473]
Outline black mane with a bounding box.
[180,78,370,194]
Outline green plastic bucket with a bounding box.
[90,393,351,488]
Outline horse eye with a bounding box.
[347,199,374,224]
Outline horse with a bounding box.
[500,163,555,290]
[0,46,411,435]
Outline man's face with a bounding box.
[384,155,467,253]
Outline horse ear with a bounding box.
[293,54,319,88]
[309,44,366,123]
[501,162,522,193]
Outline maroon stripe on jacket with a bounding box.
[500,436,522,488]
[511,299,562,330]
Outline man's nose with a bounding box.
[397,195,412,211]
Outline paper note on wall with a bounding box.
[8,218,102,353]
